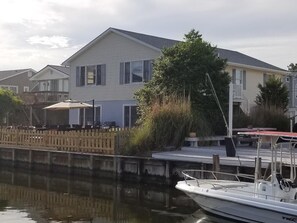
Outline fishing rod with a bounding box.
[206,73,240,164]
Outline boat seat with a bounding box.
[288,180,297,188]
[276,173,291,190]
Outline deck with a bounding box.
[152,145,294,168]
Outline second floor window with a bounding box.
[120,60,153,84]
[232,69,246,90]
[76,64,106,87]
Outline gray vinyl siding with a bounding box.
[68,32,159,102]
[0,71,34,93]
[69,99,136,127]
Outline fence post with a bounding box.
[16,129,19,145]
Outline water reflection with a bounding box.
[0,166,198,223]
[0,167,242,223]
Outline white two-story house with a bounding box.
[25,65,70,126]
[62,28,287,128]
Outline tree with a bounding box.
[0,89,22,125]
[135,29,230,135]
[255,76,288,111]
[288,63,297,72]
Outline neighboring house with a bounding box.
[220,49,288,114]
[0,68,35,94]
[0,68,36,125]
[62,27,287,128]
[24,65,70,126]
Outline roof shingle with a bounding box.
[113,28,285,72]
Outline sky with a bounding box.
[0,0,296,71]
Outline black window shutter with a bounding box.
[80,67,85,86]
[96,65,101,85]
[76,67,80,86]
[119,63,124,85]
[101,64,106,85]
[143,60,149,82]
[124,62,130,84]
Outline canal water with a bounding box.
[0,166,238,223]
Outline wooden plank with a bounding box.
[0,128,130,155]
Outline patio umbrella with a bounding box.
[43,99,92,110]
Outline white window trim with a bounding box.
[24,86,29,92]
[286,77,290,82]
[0,85,19,93]
[95,105,102,124]
[122,59,152,85]
[80,104,102,126]
[122,104,137,128]
[78,63,105,87]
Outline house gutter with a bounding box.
[227,62,288,75]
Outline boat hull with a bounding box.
[177,181,297,223]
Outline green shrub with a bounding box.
[233,110,250,128]
[125,96,211,155]
[249,106,289,131]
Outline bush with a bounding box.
[249,106,289,131]
[233,109,251,128]
[124,97,212,155]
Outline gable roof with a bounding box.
[0,68,36,82]
[30,65,70,81]
[62,27,286,73]
[216,48,286,73]
[112,28,180,50]
[49,65,70,75]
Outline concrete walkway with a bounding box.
[152,145,295,168]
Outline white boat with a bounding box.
[176,131,297,223]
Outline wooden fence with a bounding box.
[0,128,130,155]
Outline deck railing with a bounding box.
[0,128,130,155]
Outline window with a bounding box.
[76,64,106,87]
[24,86,29,92]
[131,61,143,82]
[0,85,18,93]
[124,105,138,128]
[286,77,290,82]
[87,65,96,85]
[50,80,58,91]
[96,65,106,85]
[232,69,246,90]
[120,60,153,84]
[79,105,101,126]
[85,107,93,125]
[40,81,48,91]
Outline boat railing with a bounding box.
[182,169,254,187]
[181,170,297,202]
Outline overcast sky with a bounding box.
[0,0,296,71]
